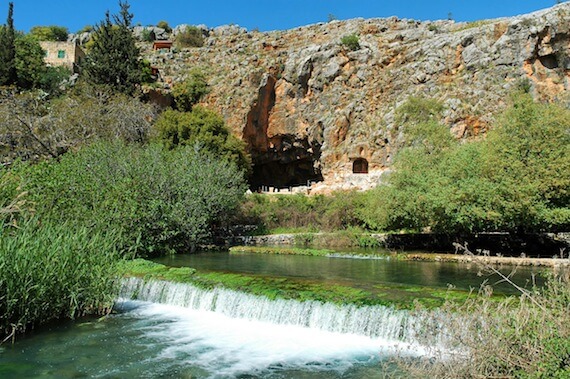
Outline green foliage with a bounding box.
[171,68,209,111]
[77,25,94,34]
[141,28,154,42]
[484,93,570,231]
[0,86,155,163]
[29,25,69,41]
[363,93,570,234]
[340,33,360,51]
[156,20,172,33]
[238,192,366,233]
[175,25,204,48]
[154,107,251,173]
[395,96,445,130]
[0,2,17,86]
[0,219,120,340]
[84,1,144,95]
[19,141,247,257]
[14,34,48,90]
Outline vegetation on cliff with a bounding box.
[242,93,570,236]
[362,93,570,234]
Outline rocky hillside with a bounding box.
[143,4,570,192]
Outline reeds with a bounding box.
[0,219,121,343]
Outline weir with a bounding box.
[119,277,438,345]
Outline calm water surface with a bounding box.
[154,250,546,295]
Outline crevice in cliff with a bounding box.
[243,74,323,189]
[243,75,277,153]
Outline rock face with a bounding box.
[143,4,570,191]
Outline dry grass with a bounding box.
[387,246,570,378]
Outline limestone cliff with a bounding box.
[144,4,570,192]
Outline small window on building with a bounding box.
[353,158,369,174]
[58,50,66,59]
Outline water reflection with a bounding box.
[154,250,546,295]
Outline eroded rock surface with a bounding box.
[143,4,570,191]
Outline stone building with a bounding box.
[39,41,86,73]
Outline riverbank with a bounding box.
[229,246,570,268]
[230,231,570,258]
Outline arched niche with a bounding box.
[352,158,369,174]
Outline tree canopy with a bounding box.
[83,1,144,95]
[0,2,17,86]
[29,25,69,41]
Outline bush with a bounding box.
[157,20,172,33]
[363,93,570,234]
[175,26,204,48]
[0,86,156,163]
[153,106,250,173]
[29,25,69,41]
[171,68,209,111]
[0,219,121,341]
[238,191,367,233]
[340,34,360,51]
[20,141,247,256]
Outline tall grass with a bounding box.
[0,220,121,342]
[390,266,570,378]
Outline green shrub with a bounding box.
[175,26,204,48]
[340,34,360,51]
[238,191,367,233]
[20,141,247,256]
[0,219,121,341]
[153,106,250,173]
[363,92,570,234]
[171,68,209,111]
[156,20,172,33]
[29,25,69,41]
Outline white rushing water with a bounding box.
[119,278,440,349]
[120,277,419,340]
[115,300,412,378]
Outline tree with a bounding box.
[171,68,209,112]
[154,106,251,173]
[84,1,144,95]
[15,34,47,89]
[157,20,172,33]
[484,92,570,231]
[29,25,69,41]
[0,2,17,86]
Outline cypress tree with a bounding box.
[84,1,143,95]
[0,2,17,86]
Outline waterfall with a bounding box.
[119,277,427,344]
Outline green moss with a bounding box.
[121,259,502,309]
[229,246,336,257]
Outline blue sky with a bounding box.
[1,0,564,33]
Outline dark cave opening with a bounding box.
[250,158,323,190]
[539,54,559,69]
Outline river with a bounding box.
[0,250,546,378]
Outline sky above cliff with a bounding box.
[3,0,564,33]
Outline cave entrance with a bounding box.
[250,158,323,190]
[353,158,369,174]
